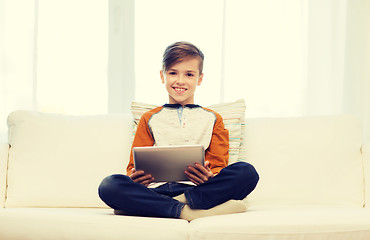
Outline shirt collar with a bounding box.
[163,103,201,109]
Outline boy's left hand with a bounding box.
[185,161,214,185]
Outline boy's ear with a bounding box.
[160,70,165,84]
[197,73,204,86]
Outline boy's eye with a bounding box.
[187,73,194,77]
[168,72,177,75]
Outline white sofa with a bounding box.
[0,109,370,240]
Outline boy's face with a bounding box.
[160,57,203,106]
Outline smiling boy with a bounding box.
[161,55,203,106]
[98,42,259,221]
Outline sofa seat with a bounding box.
[1,206,370,240]
[189,206,370,240]
[0,208,189,240]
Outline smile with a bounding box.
[173,87,187,93]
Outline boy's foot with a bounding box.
[179,200,247,221]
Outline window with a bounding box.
[223,0,305,117]
[2,0,368,142]
[1,0,108,141]
[36,0,108,115]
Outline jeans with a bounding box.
[98,162,259,218]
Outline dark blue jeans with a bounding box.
[98,162,259,218]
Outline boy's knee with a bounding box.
[98,174,130,200]
[231,162,259,185]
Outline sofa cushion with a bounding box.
[189,207,370,240]
[0,208,188,240]
[6,111,132,208]
[131,99,246,164]
[244,115,364,207]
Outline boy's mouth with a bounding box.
[173,87,187,93]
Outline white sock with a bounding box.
[179,200,247,221]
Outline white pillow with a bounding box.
[131,99,246,164]
[6,111,132,208]
[207,99,246,164]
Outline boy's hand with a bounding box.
[185,161,214,185]
[130,169,154,187]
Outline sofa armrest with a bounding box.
[363,143,370,208]
[0,143,9,208]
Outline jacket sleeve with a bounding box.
[126,112,155,176]
[205,113,229,174]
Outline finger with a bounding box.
[184,170,198,183]
[128,168,136,177]
[185,173,201,185]
[131,169,143,177]
[185,170,204,185]
[196,162,214,179]
[132,172,150,183]
[188,165,208,182]
[130,170,145,180]
[142,177,155,186]
[203,166,214,179]
[204,161,211,170]
[187,177,200,185]
[187,166,203,179]
[134,174,153,184]
[194,162,210,176]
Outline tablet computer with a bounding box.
[133,145,205,182]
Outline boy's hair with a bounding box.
[162,41,204,74]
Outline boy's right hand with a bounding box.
[129,168,154,187]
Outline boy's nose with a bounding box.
[177,75,185,84]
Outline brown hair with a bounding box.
[162,41,204,74]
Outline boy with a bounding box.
[99,42,259,221]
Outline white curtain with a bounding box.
[342,0,370,143]
[308,0,370,142]
[0,0,36,141]
[222,0,357,117]
[222,0,306,117]
[0,0,108,141]
[1,0,369,142]
[35,0,108,115]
